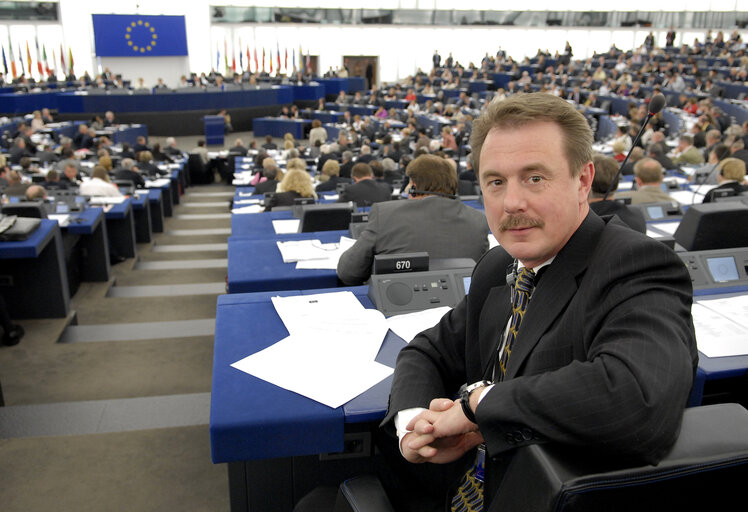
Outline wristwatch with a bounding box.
[459,380,491,424]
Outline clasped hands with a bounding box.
[401,397,484,464]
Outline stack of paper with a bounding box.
[692,296,748,358]
[276,236,357,269]
[231,291,394,408]
[88,196,127,205]
[145,178,171,188]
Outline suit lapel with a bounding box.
[504,212,605,379]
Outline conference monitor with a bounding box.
[631,201,683,222]
[296,202,354,233]
[674,202,748,252]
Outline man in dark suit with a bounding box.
[337,155,489,286]
[113,158,146,189]
[381,94,696,512]
[338,163,391,207]
[73,124,94,150]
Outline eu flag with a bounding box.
[92,15,188,57]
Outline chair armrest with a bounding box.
[334,475,396,512]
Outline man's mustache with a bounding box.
[499,215,545,232]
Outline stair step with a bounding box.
[0,393,210,438]
[59,318,215,342]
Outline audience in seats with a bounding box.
[264,168,316,211]
[588,155,646,233]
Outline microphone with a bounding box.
[602,93,667,201]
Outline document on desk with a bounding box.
[277,239,336,263]
[233,198,261,205]
[145,178,171,188]
[293,237,356,269]
[231,291,393,408]
[691,299,748,358]
[88,196,127,205]
[47,214,71,227]
[273,219,301,234]
[648,222,680,236]
[231,204,264,214]
[386,306,452,343]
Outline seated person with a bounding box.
[253,167,280,195]
[315,159,352,193]
[617,158,678,205]
[337,154,489,285]
[702,157,747,203]
[42,169,68,190]
[672,134,704,165]
[588,155,646,233]
[338,163,392,207]
[24,184,47,201]
[261,135,277,151]
[264,169,316,211]
[79,165,123,197]
[3,170,30,196]
[136,151,164,177]
[113,158,146,189]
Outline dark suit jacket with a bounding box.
[253,179,279,195]
[384,213,697,507]
[315,175,351,193]
[702,181,746,203]
[113,169,146,189]
[337,196,489,285]
[589,200,646,233]
[338,179,391,207]
[264,190,304,211]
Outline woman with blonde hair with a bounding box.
[264,168,316,211]
[315,158,351,192]
[79,165,122,197]
[286,157,307,172]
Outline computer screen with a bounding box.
[706,256,739,282]
[647,206,664,220]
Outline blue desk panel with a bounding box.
[0,218,57,259]
[253,117,310,139]
[227,232,344,293]
[210,286,400,463]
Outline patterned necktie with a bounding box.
[451,268,536,512]
[498,267,536,381]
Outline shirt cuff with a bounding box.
[395,407,427,456]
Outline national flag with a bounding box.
[261,47,265,73]
[35,37,43,75]
[43,44,50,76]
[2,46,7,76]
[292,48,295,72]
[254,48,258,72]
[284,47,288,71]
[216,44,219,70]
[9,39,17,78]
[60,43,65,71]
[305,50,311,73]
[269,48,273,74]
[223,40,229,74]
[26,41,32,74]
[51,48,56,76]
[231,43,236,72]
[238,39,243,71]
[276,42,280,72]
[246,46,250,72]
[68,47,74,74]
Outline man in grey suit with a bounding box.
[617,157,679,205]
[336,155,489,286]
[381,94,697,512]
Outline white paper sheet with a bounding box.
[87,196,126,204]
[145,178,171,188]
[648,222,680,236]
[231,336,393,409]
[386,306,452,343]
[231,204,264,214]
[276,239,338,263]
[273,219,301,234]
[691,302,748,358]
[47,214,70,227]
[668,185,718,205]
[233,198,261,205]
[291,237,357,269]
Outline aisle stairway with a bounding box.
[0,185,235,512]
